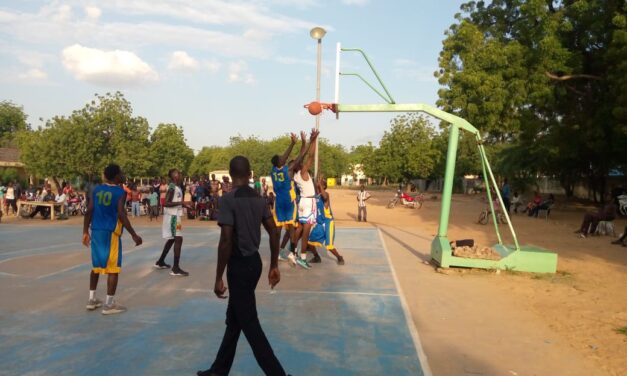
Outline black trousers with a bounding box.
[210,253,285,376]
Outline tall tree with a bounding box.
[0,101,29,146]
[17,92,153,181]
[149,123,194,176]
[437,0,627,200]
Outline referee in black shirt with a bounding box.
[198,156,286,376]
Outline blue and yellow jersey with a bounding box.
[317,194,333,222]
[91,184,125,233]
[271,165,296,202]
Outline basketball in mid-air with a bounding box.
[307,101,322,115]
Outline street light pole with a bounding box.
[314,37,322,178]
[310,27,326,179]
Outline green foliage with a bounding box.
[149,123,194,176]
[0,101,29,146]
[17,92,154,180]
[187,135,351,179]
[437,0,627,199]
[364,114,441,183]
[0,168,19,184]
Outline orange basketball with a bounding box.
[307,101,322,115]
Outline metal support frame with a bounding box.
[318,46,557,273]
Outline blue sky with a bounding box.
[0,0,461,152]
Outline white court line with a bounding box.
[36,245,148,280]
[126,287,399,297]
[0,242,79,258]
[378,228,433,376]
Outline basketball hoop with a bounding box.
[303,101,337,116]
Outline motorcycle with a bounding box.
[67,194,85,216]
[387,190,424,209]
[618,194,627,217]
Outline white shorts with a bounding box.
[298,197,317,225]
[162,214,182,239]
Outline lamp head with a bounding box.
[310,27,326,40]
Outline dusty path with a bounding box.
[329,188,627,376]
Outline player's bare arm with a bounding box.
[116,195,142,246]
[317,176,330,205]
[262,216,281,288]
[214,224,233,299]
[278,133,298,167]
[82,195,94,246]
[288,131,308,175]
[300,129,320,180]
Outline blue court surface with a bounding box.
[0,225,428,375]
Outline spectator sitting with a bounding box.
[575,200,617,238]
[529,194,555,217]
[511,192,523,213]
[29,190,55,219]
[523,191,542,213]
[55,188,68,216]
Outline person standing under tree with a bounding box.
[82,164,142,315]
[501,178,511,214]
[197,156,286,376]
[154,169,192,276]
[356,185,371,222]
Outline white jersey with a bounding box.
[294,171,316,198]
[164,184,183,216]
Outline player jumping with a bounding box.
[83,164,142,315]
[270,131,310,268]
[292,129,320,269]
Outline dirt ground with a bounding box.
[3,188,626,375]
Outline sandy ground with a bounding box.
[3,189,626,375]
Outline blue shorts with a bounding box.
[91,227,122,274]
[273,198,296,227]
[308,219,335,250]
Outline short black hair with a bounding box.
[271,155,280,167]
[229,156,251,179]
[104,164,121,181]
[168,169,178,179]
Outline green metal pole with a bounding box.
[478,142,503,245]
[340,73,393,103]
[341,48,395,104]
[437,124,459,237]
[479,143,521,251]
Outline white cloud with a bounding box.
[205,59,221,73]
[18,68,48,81]
[0,2,331,61]
[342,0,369,5]
[100,0,317,33]
[228,60,255,84]
[84,6,102,20]
[168,51,200,71]
[52,4,73,22]
[62,44,158,86]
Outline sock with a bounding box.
[300,252,307,260]
[89,290,96,300]
[173,255,180,269]
[289,242,296,253]
[105,295,114,305]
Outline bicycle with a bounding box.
[478,208,507,225]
